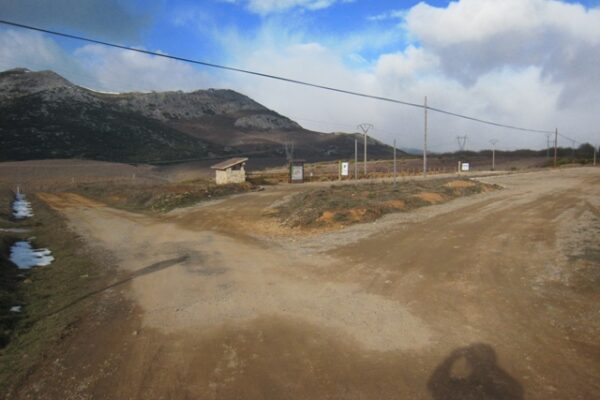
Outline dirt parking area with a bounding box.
[3,167,600,399]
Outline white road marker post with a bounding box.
[423,96,428,178]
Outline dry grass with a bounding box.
[445,180,476,189]
[415,192,446,203]
[275,178,497,229]
[71,179,255,213]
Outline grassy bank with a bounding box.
[276,178,498,228]
[0,237,20,349]
[0,188,115,396]
[0,190,24,349]
[71,179,255,213]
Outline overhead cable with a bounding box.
[0,19,558,135]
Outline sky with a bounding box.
[1,0,599,151]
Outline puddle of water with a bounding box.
[12,193,33,219]
[9,241,54,269]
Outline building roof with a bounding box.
[210,157,249,170]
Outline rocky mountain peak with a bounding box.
[0,67,395,163]
[0,68,75,101]
[0,68,302,130]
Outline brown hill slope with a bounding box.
[0,68,401,163]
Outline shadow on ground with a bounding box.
[427,343,524,400]
[38,255,189,322]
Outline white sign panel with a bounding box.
[461,162,470,172]
[341,162,349,176]
[291,165,304,181]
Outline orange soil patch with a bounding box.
[107,195,127,203]
[445,180,476,189]
[415,192,445,204]
[318,210,337,223]
[318,208,370,226]
[349,208,368,220]
[384,199,406,209]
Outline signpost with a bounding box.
[289,160,305,183]
[341,162,349,178]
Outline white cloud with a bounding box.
[375,46,439,81]
[404,0,600,105]
[0,29,215,93]
[367,9,406,22]
[214,1,599,150]
[0,30,64,70]
[2,0,599,151]
[226,0,353,15]
[406,0,600,46]
[73,45,215,93]
[0,29,94,84]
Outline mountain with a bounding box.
[0,68,401,163]
[400,147,423,156]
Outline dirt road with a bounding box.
[16,167,600,399]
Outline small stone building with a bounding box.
[211,157,248,185]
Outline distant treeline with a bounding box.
[434,143,598,162]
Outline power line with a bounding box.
[279,115,592,154]
[558,132,582,145]
[0,19,557,135]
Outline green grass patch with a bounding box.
[0,188,115,395]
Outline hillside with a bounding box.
[0,68,400,163]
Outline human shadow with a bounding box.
[427,343,524,400]
[33,254,189,323]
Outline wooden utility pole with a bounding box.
[553,128,558,168]
[423,96,428,177]
[393,138,397,186]
[364,131,367,177]
[354,139,358,179]
[490,139,498,171]
[594,146,597,166]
